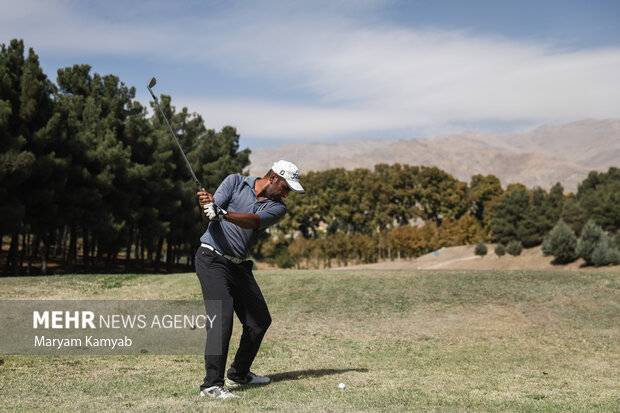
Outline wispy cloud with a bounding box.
[2,0,619,142]
[182,97,408,140]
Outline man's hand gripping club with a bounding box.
[197,188,260,229]
[197,189,214,222]
[204,203,228,221]
[197,189,228,222]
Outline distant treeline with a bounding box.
[1,39,619,275]
[264,165,620,268]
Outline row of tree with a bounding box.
[1,39,250,275]
[261,166,619,268]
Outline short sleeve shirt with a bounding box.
[200,175,287,258]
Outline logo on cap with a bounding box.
[272,160,305,194]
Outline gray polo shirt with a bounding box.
[200,174,287,259]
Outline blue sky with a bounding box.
[2,0,619,149]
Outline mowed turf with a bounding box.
[0,269,618,412]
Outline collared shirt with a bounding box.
[200,174,287,259]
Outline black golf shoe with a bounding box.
[225,371,271,387]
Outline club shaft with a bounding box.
[148,87,202,191]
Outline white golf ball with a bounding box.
[338,382,346,389]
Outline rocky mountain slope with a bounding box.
[249,118,620,192]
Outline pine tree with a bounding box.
[0,40,55,274]
[19,46,57,274]
[576,220,606,266]
[0,40,29,273]
[490,186,530,245]
[560,196,587,234]
[544,183,565,226]
[516,187,549,247]
[591,236,610,267]
[577,168,620,233]
[545,220,578,264]
[607,247,620,265]
[53,66,139,271]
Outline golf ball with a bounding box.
[338,383,346,389]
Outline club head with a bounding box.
[148,77,157,89]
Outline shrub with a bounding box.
[506,240,523,256]
[541,239,551,256]
[474,242,487,256]
[545,220,578,264]
[577,220,605,265]
[591,237,610,267]
[607,248,620,265]
[495,244,506,256]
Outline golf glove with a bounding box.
[203,203,228,221]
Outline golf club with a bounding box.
[147,77,202,191]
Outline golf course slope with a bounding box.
[338,245,620,272]
[1,269,618,412]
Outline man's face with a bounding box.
[265,174,290,201]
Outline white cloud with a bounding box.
[181,97,406,141]
[2,0,619,142]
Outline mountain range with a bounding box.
[248,118,620,193]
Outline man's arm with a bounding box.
[225,202,286,230]
[225,212,260,229]
[203,202,260,229]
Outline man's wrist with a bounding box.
[218,206,228,221]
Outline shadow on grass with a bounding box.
[232,368,369,392]
[269,368,368,383]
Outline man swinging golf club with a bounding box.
[196,160,305,399]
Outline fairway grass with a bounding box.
[1,270,618,412]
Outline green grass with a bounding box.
[1,269,619,412]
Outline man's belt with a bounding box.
[201,243,247,264]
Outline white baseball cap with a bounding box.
[272,160,305,194]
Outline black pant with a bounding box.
[195,246,271,389]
